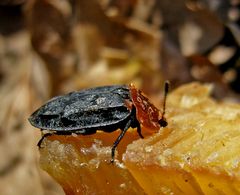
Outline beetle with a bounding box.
[29,81,169,163]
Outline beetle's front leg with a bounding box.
[137,123,144,138]
[111,120,132,163]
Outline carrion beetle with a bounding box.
[29,82,169,162]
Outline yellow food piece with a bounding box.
[124,82,240,194]
[39,131,146,195]
[39,82,240,194]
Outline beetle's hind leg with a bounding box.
[111,120,132,163]
[37,132,54,148]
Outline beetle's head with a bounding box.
[129,81,169,131]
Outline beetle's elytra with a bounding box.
[29,82,169,162]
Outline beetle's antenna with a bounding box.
[159,81,169,127]
[162,80,169,118]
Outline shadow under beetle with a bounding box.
[29,81,169,163]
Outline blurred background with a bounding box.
[0,0,239,194]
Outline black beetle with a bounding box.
[29,82,169,162]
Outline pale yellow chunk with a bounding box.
[39,131,146,195]
[123,82,240,195]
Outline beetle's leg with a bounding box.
[37,133,53,148]
[137,123,144,138]
[111,120,132,163]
